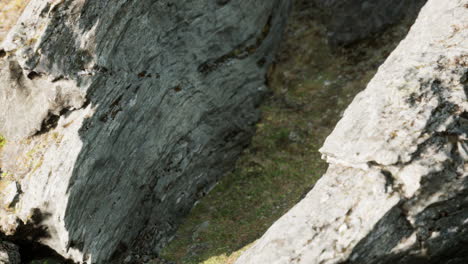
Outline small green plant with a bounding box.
[0,134,6,149]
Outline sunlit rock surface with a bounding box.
[236,1,468,263]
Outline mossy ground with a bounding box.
[161,1,415,264]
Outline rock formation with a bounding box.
[0,241,20,264]
[314,0,427,46]
[236,0,468,263]
[0,0,290,263]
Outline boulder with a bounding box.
[236,1,468,263]
[0,0,290,263]
[314,0,427,46]
[0,241,20,264]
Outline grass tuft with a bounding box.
[0,134,6,150]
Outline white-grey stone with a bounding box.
[0,180,17,209]
[236,0,468,263]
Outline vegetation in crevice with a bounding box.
[0,134,5,150]
[160,1,418,264]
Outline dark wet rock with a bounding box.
[314,0,427,46]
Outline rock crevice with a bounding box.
[236,1,468,263]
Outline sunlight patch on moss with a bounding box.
[201,244,252,264]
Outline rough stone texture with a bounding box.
[0,241,20,264]
[0,0,290,263]
[0,0,28,42]
[236,1,468,263]
[314,0,427,46]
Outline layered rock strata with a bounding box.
[0,0,290,262]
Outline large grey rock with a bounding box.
[0,241,20,264]
[236,0,468,263]
[0,0,290,263]
[314,0,427,46]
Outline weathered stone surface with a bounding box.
[314,0,427,46]
[0,0,290,263]
[0,241,20,264]
[236,1,468,263]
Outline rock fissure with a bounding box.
[198,15,273,74]
[236,1,468,263]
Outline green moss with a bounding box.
[1,171,13,178]
[0,134,6,150]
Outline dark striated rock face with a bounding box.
[0,241,20,264]
[0,0,290,263]
[314,0,427,46]
[236,1,468,264]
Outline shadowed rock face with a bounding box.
[0,0,290,263]
[236,1,468,264]
[0,241,20,264]
[314,0,427,46]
